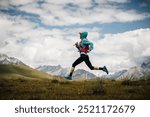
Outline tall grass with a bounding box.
[0,77,150,100]
[91,79,105,95]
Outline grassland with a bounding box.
[0,64,150,100]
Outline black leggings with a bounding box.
[72,54,94,70]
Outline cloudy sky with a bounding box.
[0,0,150,75]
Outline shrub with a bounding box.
[17,78,27,82]
[51,79,59,84]
[146,78,150,85]
[121,80,133,86]
[111,79,116,82]
[91,79,105,95]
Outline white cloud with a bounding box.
[0,13,76,67]
[0,0,9,8]
[15,0,150,26]
[42,4,149,25]
[46,0,129,5]
[0,0,36,8]
[0,16,12,40]
[92,28,150,73]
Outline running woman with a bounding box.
[65,32,108,80]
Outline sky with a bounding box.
[0,0,150,75]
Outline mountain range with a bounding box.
[36,65,96,79]
[37,58,150,80]
[0,53,150,80]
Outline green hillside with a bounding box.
[0,64,150,100]
[0,64,53,80]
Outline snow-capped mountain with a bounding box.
[36,65,96,79]
[0,53,26,66]
[108,59,150,80]
[72,69,96,79]
[36,65,68,76]
[106,69,128,80]
[116,67,144,80]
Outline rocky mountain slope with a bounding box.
[36,65,96,79]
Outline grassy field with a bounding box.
[0,64,150,100]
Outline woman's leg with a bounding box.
[69,56,84,77]
[84,55,109,74]
[83,55,103,70]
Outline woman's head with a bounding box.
[79,32,88,40]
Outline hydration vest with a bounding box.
[79,41,89,53]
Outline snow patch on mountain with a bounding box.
[0,53,26,66]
